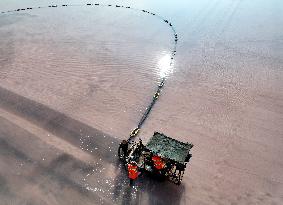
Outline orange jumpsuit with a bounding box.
[152,155,165,170]
[128,163,138,180]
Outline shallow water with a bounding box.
[0,0,283,204]
[0,4,175,139]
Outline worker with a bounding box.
[120,140,128,162]
[152,155,165,170]
[136,139,144,155]
[127,161,139,185]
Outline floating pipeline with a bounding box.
[0,3,178,142]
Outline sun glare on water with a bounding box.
[158,54,174,78]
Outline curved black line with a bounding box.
[0,3,179,140]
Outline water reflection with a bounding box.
[158,54,174,78]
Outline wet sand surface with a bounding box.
[0,0,283,204]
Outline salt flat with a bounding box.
[0,0,282,204]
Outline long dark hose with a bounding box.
[0,3,178,142]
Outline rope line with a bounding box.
[0,3,178,142]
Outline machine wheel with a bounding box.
[176,170,184,185]
[168,163,185,185]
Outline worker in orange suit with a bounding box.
[152,155,165,170]
[127,161,139,186]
